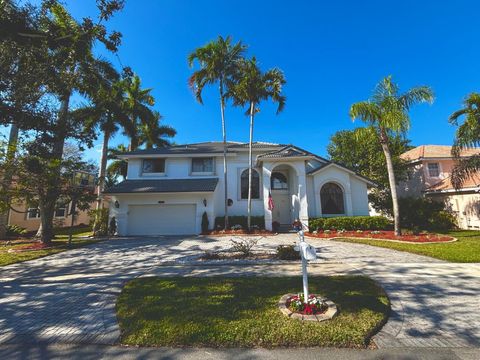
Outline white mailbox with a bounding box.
[300,242,317,261]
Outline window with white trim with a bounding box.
[142,159,165,174]
[240,169,260,199]
[55,206,67,218]
[320,183,345,215]
[27,208,40,219]
[192,157,214,173]
[427,163,440,177]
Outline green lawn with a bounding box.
[116,276,390,348]
[334,230,480,262]
[0,226,97,266]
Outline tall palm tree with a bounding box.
[188,35,247,230]
[229,57,286,230]
[350,76,434,235]
[138,111,176,149]
[449,93,480,189]
[123,74,156,151]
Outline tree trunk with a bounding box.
[247,102,255,231]
[93,130,110,234]
[219,81,229,230]
[380,129,401,235]
[0,122,19,239]
[36,93,70,244]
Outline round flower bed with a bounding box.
[278,293,338,321]
[305,230,455,243]
[287,294,328,315]
[7,241,59,253]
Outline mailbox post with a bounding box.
[296,227,317,303]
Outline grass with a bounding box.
[334,230,480,263]
[116,276,390,348]
[0,226,97,266]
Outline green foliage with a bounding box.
[276,245,300,260]
[89,208,109,236]
[308,216,392,232]
[201,211,209,233]
[449,93,480,189]
[6,224,27,237]
[214,216,264,230]
[116,276,389,347]
[398,197,457,232]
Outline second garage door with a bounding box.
[127,204,196,235]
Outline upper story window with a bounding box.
[192,157,214,174]
[240,169,260,199]
[55,206,67,218]
[427,163,440,177]
[271,172,288,190]
[320,182,345,215]
[142,159,165,174]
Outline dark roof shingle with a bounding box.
[104,178,219,194]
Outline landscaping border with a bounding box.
[305,234,457,245]
[278,293,337,322]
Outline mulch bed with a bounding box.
[5,241,61,253]
[202,229,276,236]
[200,251,276,261]
[305,230,454,243]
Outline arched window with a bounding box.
[241,169,260,199]
[271,172,288,190]
[320,182,344,215]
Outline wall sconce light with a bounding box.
[227,198,233,206]
[114,200,120,208]
[203,198,207,207]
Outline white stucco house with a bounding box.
[104,141,373,235]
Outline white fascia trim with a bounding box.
[308,163,376,186]
[118,153,238,159]
[424,187,480,195]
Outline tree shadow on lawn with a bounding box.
[116,275,390,347]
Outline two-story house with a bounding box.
[104,141,373,236]
[399,145,480,229]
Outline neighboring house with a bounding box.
[399,145,480,229]
[104,141,373,236]
[8,171,97,232]
[8,201,92,232]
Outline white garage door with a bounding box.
[127,204,196,235]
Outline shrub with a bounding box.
[276,245,300,260]
[201,212,209,233]
[89,208,109,236]
[308,216,392,232]
[398,197,457,232]
[6,224,27,237]
[214,216,265,230]
[230,236,259,257]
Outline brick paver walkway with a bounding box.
[0,234,479,350]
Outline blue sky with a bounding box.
[22,1,480,162]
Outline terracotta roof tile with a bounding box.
[401,145,480,161]
[426,173,480,192]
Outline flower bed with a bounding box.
[202,229,275,236]
[286,294,328,315]
[305,230,455,243]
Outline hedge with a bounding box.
[308,216,392,232]
[214,216,265,230]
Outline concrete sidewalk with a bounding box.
[0,344,478,360]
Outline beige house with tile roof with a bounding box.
[399,145,480,229]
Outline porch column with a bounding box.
[262,166,273,231]
[297,174,309,228]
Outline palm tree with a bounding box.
[449,93,480,189]
[350,76,434,235]
[188,35,247,230]
[107,144,129,180]
[229,57,286,230]
[138,111,176,149]
[123,74,156,151]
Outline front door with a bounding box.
[272,193,291,225]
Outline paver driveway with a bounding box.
[0,234,479,349]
